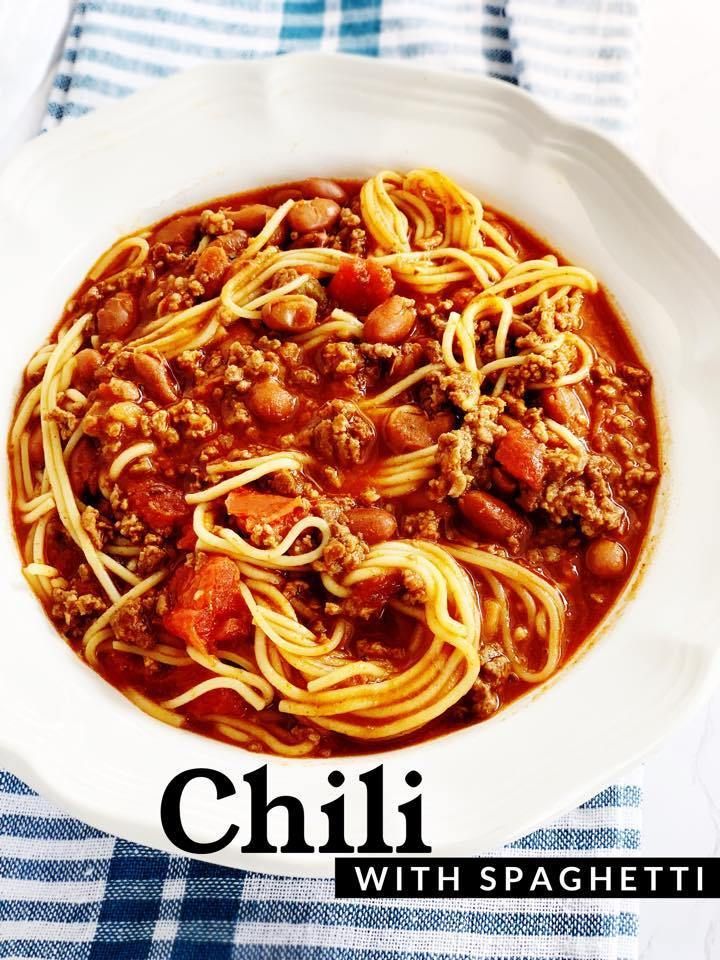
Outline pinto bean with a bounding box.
[268,187,303,205]
[128,478,190,530]
[28,424,44,467]
[215,229,249,258]
[346,507,397,545]
[268,223,287,247]
[383,406,454,455]
[73,348,102,388]
[288,198,341,234]
[459,490,529,546]
[363,295,416,344]
[133,352,179,405]
[193,243,230,296]
[246,378,298,423]
[97,292,137,341]
[261,297,317,333]
[389,342,425,382]
[299,178,348,204]
[540,386,589,434]
[586,538,627,578]
[154,215,200,248]
[289,230,329,249]
[68,437,99,497]
[230,204,277,233]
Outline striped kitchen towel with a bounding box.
[46,0,643,135]
[0,770,643,959]
[2,1,646,957]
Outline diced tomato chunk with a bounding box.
[495,427,546,491]
[176,523,197,551]
[328,257,395,314]
[184,686,250,720]
[225,490,307,539]
[162,555,251,654]
[127,478,191,531]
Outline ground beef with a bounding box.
[291,366,322,388]
[589,358,658,507]
[267,469,314,498]
[136,533,171,576]
[389,341,427,381]
[523,449,626,536]
[400,510,442,541]
[110,596,156,649]
[429,428,474,499]
[218,398,253,431]
[319,342,365,378]
[115,512,147,543]
[464,396,506,471]
[312,521,368,576]
[47,405,79,441]
[313,496,355,525]
[311,399,375,467]
[418,369,477,415]
[242,498,310,549]
[149,274,204,317]
[197,433,234,465]
[518,296,583,340]
[333,207,368,256]
[401,569,428,605]
[200,208,234,236]
[360,342,398,363]
[79,264,151,309]
[168,399,216,440]
[174,349,208,384]
[479,643,512,683]
[51,586,106,633]
[224,342,281,392]
[80,506,112,550]
[503,332,576,394]
[451,644,510,721]
[617,362,651,388]
[150,398,215,448]
[465,679,500,719]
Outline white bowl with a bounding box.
[1,53,719,878]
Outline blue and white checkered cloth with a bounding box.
[3,2,645,956]
[1,771,643,959]
[46,0,643,135]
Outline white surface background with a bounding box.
[1,0,719,955]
